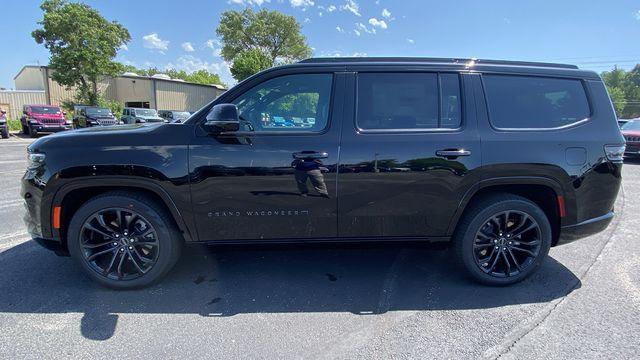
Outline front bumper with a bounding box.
[557,211,614,245]
[30,124,71,133]
[32,237,69,256]
[624,143,640,155]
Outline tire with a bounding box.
[453,193,552,286]
[1,129,8,139]
[67,191,183,289]
[22,124,29,135]
[28,125,37,138]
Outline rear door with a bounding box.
[337,70,481,238]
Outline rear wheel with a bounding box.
[67,192,183,289]
[453,194,552,286]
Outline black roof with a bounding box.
[299,57,578,70]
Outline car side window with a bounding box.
[482,75,591,129]
[356,72,462,131]
[231,73,333,133]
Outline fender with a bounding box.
[445,175,571,236]
[49,176,196,243]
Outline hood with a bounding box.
[30,112,64,119]
[621,130,640,137]
[27,122,193,158]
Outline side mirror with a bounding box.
[0,110,6,115]
[23,110,28,115]
[204,104,240,133]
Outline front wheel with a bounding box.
[1,128,8,139]
[28,125,37,138]
[453,194,552,286]
[67,192,183,289]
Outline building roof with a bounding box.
[13,65,46,80]
[14,65,226,90]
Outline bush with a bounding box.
[7,119,22,132]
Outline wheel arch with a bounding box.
[447,177,569,246]
[52,177,195,252]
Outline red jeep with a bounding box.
[20,104,70,137]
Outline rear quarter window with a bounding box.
[483,75,590,129]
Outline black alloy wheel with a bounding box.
[472,210,542,278]
[79,208,160,281]
[453,194,551,286]
[68,191,182,289]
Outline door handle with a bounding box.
[436,149,471,159]
[293,151,329,159]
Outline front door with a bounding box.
[337,71,482,238]
[189,72,344,241]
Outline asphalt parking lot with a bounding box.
[0,134,638,359]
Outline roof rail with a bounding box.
[298,57,579,69]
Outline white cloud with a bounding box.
[290,0,314,8]
[382,8,391,19]
[336,26,345,33]
[142,33,169,52]
[181,42,195,52]
[327,5,337,12]
[340,0,361,17]
[228,0,269,5]
[304,17,311,23]
[368,18,388,29]
[635,10,640,20]
[353,29,361,36]
[356,22,375,34]
[119,44,128,51]
[407,38,415,44]
[205,39,220,49]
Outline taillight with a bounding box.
[604,144,625,161]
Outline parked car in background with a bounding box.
[0,109,8,139]
[73,107,121,128]
[158,110,191,123]
[621,119,640,157]
[20,104,70,137]
[22,57,624,289]
[120,108,166,124]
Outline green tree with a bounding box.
[32,0,130,105]
[230,49,273,81]
[118,64,225,87]
[184,69,224,86]
[217,8,312,80]
[601,65,640,118]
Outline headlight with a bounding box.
[27,153,46,169]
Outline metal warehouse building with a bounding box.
[0,65,226,120]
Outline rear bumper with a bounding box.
[557,211,614,245]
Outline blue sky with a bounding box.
[1,0,640,88]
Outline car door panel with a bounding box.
[189,72,345,241]
[337,71,481,238]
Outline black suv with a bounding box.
[21,58,624,289]
[73,106,120,128]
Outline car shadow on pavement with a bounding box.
[0,241,581,341]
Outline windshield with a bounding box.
[31,106,61,114]
[134,109,158,117]
[86,107,112,116]
[621,120,640,131]
[173,112,191,120]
